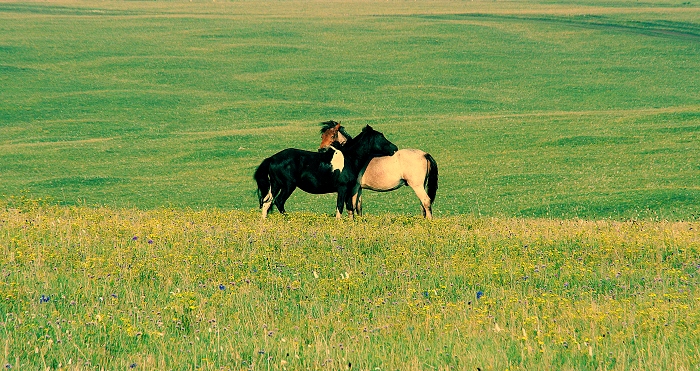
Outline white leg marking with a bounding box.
[262,189,273,203]
[261,189,272,219]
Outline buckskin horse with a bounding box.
[254,125,398,219]
[319,121,438,219]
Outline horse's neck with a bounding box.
[337,130,352,145]
[339,139,375,171]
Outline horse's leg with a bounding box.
[261,183,281,219]
[274,185,295,214]
[344,197,355,220]
[336,187,348,220]
[409,183,433,219]
[346,183,362,220]
[261,189,273,219]
[348,192,359,217]
[354,189,363,216]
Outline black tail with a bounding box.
[254,157,272,208]
[424,153,438,204]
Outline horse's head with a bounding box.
[319,121,353,152]
[319,122,341,150]
[358,125,398,157]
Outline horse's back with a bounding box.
[268,148,331,167]
[266,147,339,194]
[270,148,316,159]
[265,148,327,179]
[395,149,428,164]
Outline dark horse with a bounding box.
[254,125,398,219]
[319,121,438,218]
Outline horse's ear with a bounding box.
[363,125,373,132]
[334,123,341,130]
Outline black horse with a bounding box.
[254,125,398,219]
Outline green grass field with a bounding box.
[2,0,700,369]
[1,0,699,219]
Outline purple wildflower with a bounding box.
[476,291,484,299]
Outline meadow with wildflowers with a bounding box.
[2,202,700,370]
[2,0,700,369]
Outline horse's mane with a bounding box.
[319,120,354,141]
[344,125,376,150]
[319,120,338,133]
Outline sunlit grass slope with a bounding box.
[2,203,699,369]
[1,0,699,219]
[3,2,700,370]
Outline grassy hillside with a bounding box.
[2,204,699,370]
[1,0,699,219]
[2,2,700,369]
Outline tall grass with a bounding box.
[2,201,699,369]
